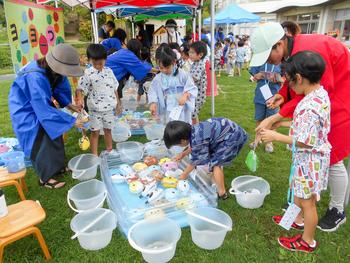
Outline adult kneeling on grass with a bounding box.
[8,44,84,189]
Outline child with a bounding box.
[244,39,252,70]
[76,44,119,156]
[260,51,331,253]
[227,42,236,77]
[214,42,223,77]
[137,47,154,103]
[235,40,246,77]
[249,63,282,153]
[148,44,197,124]
[164,118,247,199]
[223,38,231,69]
[189,41,208,124]
[180,42,191,73]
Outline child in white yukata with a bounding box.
[189,41,208,124]
[76,44,119,156]
[260,51,331,253]
[149,44,197,124]
[164,118,247,200]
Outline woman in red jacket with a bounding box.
[250,22,350,233]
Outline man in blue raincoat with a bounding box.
[8,44,84,189]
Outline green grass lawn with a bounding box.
[1,72,349,263]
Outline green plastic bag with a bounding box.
[245,150,258,172]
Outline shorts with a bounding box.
[89,110,115,131]
[235,62,244,69]
[254,103,278,121]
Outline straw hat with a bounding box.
[46,44,83,77]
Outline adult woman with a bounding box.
[251,22,350,232]
[105,39,156,103]
[9,44,83,189]
[161,19,182,46]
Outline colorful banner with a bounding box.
[4,0,65,73]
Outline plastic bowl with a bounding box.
[229,175,270,209]
[144,123,165,141]
[0,151,25,173]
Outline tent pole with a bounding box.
[192,12,196,41]
[94,12,99,43]
[210,0,215,117]
[91,11,96,43]
[198,0,202,41]
[131,18,135,38]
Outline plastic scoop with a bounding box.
[186,210,232,231]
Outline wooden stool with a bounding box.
[0,200,51,262]
[0,169,27,201]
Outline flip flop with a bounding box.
[39,179,66,189]
[217,192,229,200]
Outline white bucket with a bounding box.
[229,175,270,209]
[128,218,181,263]
[188,207,232,250]
[117,141,144,163]
[67,179,107,213]
[70,208,116,250]
[68,154,100,181]
[112,122,131,142]
[144,140,168,159]
[144,123,165,141]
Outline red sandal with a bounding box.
[278,234,317,253]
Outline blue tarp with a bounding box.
[203,4,261,25]
[96,4,194,18]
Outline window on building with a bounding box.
[334,9,350,41]
[296,12,320,34]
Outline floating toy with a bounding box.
[159,157,171,166]
[111,173,125,184]
[151,170,164,181]
[161,176,178,188]
[161,161,178,172]
[165,169,183,178]
[164,188,179,202]
[125,173,139,184]
[139,174,156,185]
[139,165,161,178]
[177,180,190,195]
[140,182,157,198]
[144,208,165,219]
[133,162,148,172]
[176,198,191,209]
[78,136,90,151]
[119,164,134,176]
[146,188,164,204]
[143,111,152,118]
[144,156,158,166]
[129,180,144,194]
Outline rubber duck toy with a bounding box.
[78,136,90,151]
[164,188,179,202]
[158,157,171,166]
[133,162,148,172]
[129,180,144,194]
[161,176,178,188]
[144,156,158,166]
[177,180,190,195]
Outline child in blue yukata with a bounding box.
[249,62,283,153]
[76,44,119,156]
[148,44,197,124]
[164,118,247,200]
[259,51,331,253]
